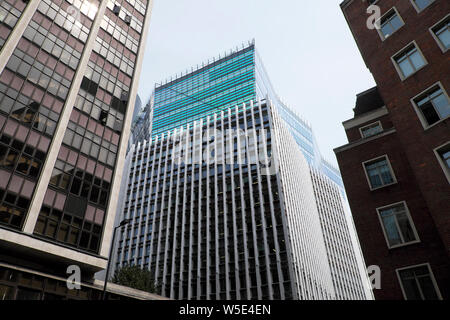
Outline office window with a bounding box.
[431,15,450,52]
[363,156,396,189]
[360,121,383,138]
[377,202,419,248]
[378,8,404,39]
[434,142,450,183]
[412,84,450,127]
[392,43,427,80]
[410,0,435,12]
[397,264,441,300]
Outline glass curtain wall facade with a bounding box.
[0,0,153,288]
[144,42,345,190]
[114,43,371,299]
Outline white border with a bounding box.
[396,262,443,300]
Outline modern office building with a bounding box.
[335,0,449,300]
[0,0,153,299]
[113,43,372,300]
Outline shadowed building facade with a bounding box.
[113,44,372,300]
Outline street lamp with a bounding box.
[102,218,131,300]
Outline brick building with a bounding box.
[335,0,449,300]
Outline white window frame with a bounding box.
[362,154,398,191]
[410,81,450,130]
[433,141,450,184]
[429,13,450,53]
[391,41,428,81]
[376,201,420,249]
[410,0,436,13]
[359,121,383,138]
[376,7,405,41]
[396,263,443,300]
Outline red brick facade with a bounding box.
[336,0,450,300]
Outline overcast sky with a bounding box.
[137,0,376,166]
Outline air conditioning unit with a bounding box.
[113,5,120,15]
[125,15,132,25]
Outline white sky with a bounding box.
[137,0,376,166]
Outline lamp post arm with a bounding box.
[102,225,119,300]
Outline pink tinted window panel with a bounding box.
[86,159,95,174]
[53,99,63,114]
[17,38,29,52]
[27,43,39,59]
[21,180,35,199]
[104,168,112,182]
[64,68,74,80]
[36,49,48,65]
[27,131,40,147]
[0,170,11,189]
[111,133,119,145]
[11,75,24,91]
[77,154,87,170]
[0,25,10,40]
[42,94,55,109]
[69,109,79,123]
[46,56,57,70]
[0,69,14,85]
[95,123,104,137]
[9,175,24,194]
[95,164,104,179]
[43,189,56,206]
[32,87,44,103]
[15,125,29,142]
[103,92,111,104]
[21,81,34,97]
[94,209,104,225]
[85,205,96,222]
[54,193,66,211]
[67,150,78,166]
[4,119,18,137]
[37,136,50,152]
[12,0,26,10]
[55,62,66,77]
[87,118,96,132]
[58,145,69,161]
[96,88,104,100]
[78,114,88,127]
[104,128,112,141]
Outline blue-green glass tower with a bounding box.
[147,41,343,189]
[152,44,256,137]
